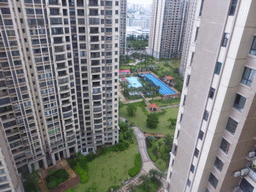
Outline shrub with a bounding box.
[45,169,69,189]
[24,182,37,192]
[75,162,89,183]
[66,188,75,192]
[128,154,142,177]
[111,141,129,152]
[148,149,157,162]
[68,158,78,169]
[86,152,97,162]
[79,157,89,171]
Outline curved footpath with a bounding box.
[118,126,166,192]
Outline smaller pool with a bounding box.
[119,77,142,88]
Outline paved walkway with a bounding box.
[118,126,166,192]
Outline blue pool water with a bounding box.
[141,73,176,95]
[119,77,142,88]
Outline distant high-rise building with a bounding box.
[179,0,197,76]
[120,0,127,55]
[167,0,256,191]
[148,0,186,59]
[0,0,119,178]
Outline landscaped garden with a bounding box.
[146,135,173,172]
[65,121,142,192]
[119,101,178,135]
[46,169,69,189]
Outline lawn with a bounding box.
[119,105,178,135]
[72,142,139,192]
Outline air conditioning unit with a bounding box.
[248,151,255,158]
[240,168,249,176]
[233,171,241,177]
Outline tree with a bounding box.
[149,169,164,181]
[164,134,173,154]
[127,183,139,192]
[168,118,177,129]
[126,104,137,116]
[146,113,159,129]
[138,175,152,192]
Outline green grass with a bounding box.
[149,98,180,107]
[73,142,139,192]
[119,106,178,135]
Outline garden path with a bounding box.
[118,126,166,192]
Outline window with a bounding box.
[190,52,194,65]
[187,179,191,187]
[186,75,190,87]
[239,178,254,192]
[179,114,183,123]
[209,87,215,99]
[215,62,222,75]
[221,33,230,47]
[190,164,195,173]
[203,110,209,121]
[177,130,180,139]
[225,117,238,134]
[241,67,256,87]
[220,138,230,154]
[199,0,205,16]
[172,144,177,156]
[194,148,199,158]
[229,0,238,16]
[194,27,199,42]
[183,95,186,106]
[233,94,246,111]
[198,130,204,140]
[214,157,224,171]
[250,37,256,55]
[209,173,218,189]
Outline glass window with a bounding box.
[214,157,224,171]
[225,117,238,134]
[222,33,230,47]
[203,110,209,121]
[190,52,194,65]
[186,75,190,87]
[229,0,238,16]
[209,87,215,99]
[187,179,191,187]
[194,148,199,158]
[220,138,230,154]
[199,0,205,16]
[250,37,256,55]
[233,94,246,111]
[241,67,256,87]
[209,173,218,189]
[198,130,204,140]
[215,62,222,75]
[194,27,199,42]
[190,164,195,173]
[183,95,186,106]
[239,178,254,192]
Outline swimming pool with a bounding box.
[141,73,176,95]
[119,77,143,88]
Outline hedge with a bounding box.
[45,169,69,189]
[128,154,142,177]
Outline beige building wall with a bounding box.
[167,0,256,191]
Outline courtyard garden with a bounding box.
[119,101,178,135]
[66,121,142,192]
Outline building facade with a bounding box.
[120,0,126,55]
[0,0,120,178]
[179,0,197,76]
[148,0,186,59]
[167,0,256,191]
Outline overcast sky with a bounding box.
[128,0,152,4]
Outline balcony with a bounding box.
[89,0,98,6]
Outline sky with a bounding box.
[128,0,152,5]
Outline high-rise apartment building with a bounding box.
[179,0,197,76]
[120,0,126,55]
[148,0,186,59]
[0,0,119,178]
[167,0,256,191]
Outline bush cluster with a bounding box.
[128,154,142,177]
[75,162,89,183]
[45,169,69,189]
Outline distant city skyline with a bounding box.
[128,0,152,4]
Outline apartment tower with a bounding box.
[0,0,120,179]
[148,0,186,59]
[179,0,197,76]
[119,0,126,55]
[167,0,256,191]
